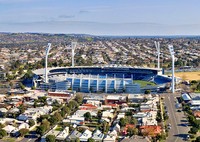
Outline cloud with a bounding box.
[58,15,75,19]
[79,10,90,14]
[79,6,112,14]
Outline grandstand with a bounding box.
[33,65,171,93]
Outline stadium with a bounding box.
[33,65,172,93]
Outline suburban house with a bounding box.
[92,129,104,142]
[140,125,162,137]
[56,127,69,141]
[79,129,92,142]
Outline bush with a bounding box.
[190,134,195,139]
[46,135,55,142]
[196,136,200,142]
[189,127,198,134]
[28,119,35,127]
[0,129,7,139]
[19,128,29,137]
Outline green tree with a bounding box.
[49,116,58,125]
[130,118,137,125]
[84,112,91,121]
[0,129,7,139]
[68,100,79,110]
[87,138,95,142]
[28,119,35,127]
[42,119,50,130]
[144,90,151,94]
[75,94,83,104]
[19,128,29,137]
[46,135,55,142]
[0,124,5,129]
[189,127,198,134]
[195,136,200,142]
[19,82,25,90]
[18,104,25,114]
[55,112,62,121]
[61,106,71,115]
[36,125,46,136]
[119,118,127,127]
[132,128,139,135]
[75,138,80,142]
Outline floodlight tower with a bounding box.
[45,43,52,83]
[71,42,77,67]
[66,42,77,67]
[168,45,175,93]
[154,41,161,69]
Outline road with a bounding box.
[164,93,190,142]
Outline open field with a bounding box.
[174,71,200,81]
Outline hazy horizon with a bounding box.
[1,0,200,35]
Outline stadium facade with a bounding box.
[33,65,171,93]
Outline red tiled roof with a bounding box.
[140,125,162,136]
[194,111,200,118]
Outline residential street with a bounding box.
[164,93,190,142]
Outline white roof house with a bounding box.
[191,100,200,106]
[63,116,85,125]
[74,110,97,117]
[92,129,104,142]
[109,130,118,137]
[18,122,29,130]
[182,93,191,101]
[3,125,18,133]
[56,127,69,140]
[117,113,125,120]
[79,129,92,142]
[0,108,8,113]
[103,134,116,142]
[102,110,114,118]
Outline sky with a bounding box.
[0,0,200,35]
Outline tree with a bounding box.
[19,82,25,90]
[75,94,83,104]
[84,112,91,121]
[0,123,5,129]
[19,128,29,137]
[36,125,46,136]
[68,100,79,110]
[49,116,58,125]
[144,90,151,94]
[132,128,139,135]
[46,135,55,142]
[42,119,50,130]
[130,118,137,125]
[55,112,62,121]
[18,104,25,114]
[119,118,127,127]
[0,129,7,139]
[28,119,35,127]
[75,138,80,142]
[195,136,200,142]
[87,138,95,142]
[189,127,198,134]
[61,105,71,115]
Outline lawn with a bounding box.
[1,137,16,142]
[134,80,156,88]
[55,125,63,131]
[173,71,200,81]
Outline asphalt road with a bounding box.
[164,93,190,142]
